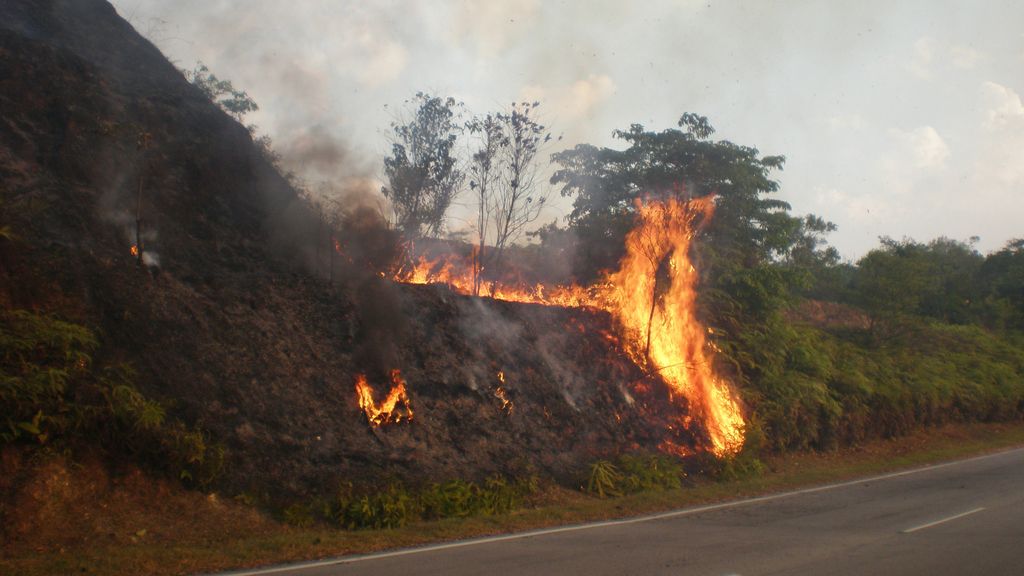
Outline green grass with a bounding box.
[5,421,1024,576]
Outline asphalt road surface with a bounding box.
[217,447,1024,576]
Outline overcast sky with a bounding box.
[110,0,1024,259]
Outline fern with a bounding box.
[586,460,622,498]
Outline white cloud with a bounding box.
[980,80,1024,129]
[890,126,950,170]
[814,187,890,224]
[976,81,1024,187]
[824,114,866,132]
[907,39,984,77]
[346,30,408,88]
[907,36,935,79]
[949,45,982,69]
[451,0,541,57]
[519,74,616,122]
[567,75,617,119]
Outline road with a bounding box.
[216,447,1024,576]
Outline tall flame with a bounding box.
[396,196,745,455]
[355,369,413,426]
[603,197,745,455]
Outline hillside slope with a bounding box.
[0,0,697,499]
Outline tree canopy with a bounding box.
[550,114,795,283]
[381,93,465,238]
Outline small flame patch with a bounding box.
[355,369,413,426]
[494,371,513,415]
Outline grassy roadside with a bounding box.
[5,421,1024,576]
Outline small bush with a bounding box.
[584,454,685,498]
[333,475,537,530]
[586,460,621,498]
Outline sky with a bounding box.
[110,0,1024,259]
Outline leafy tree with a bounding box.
[779,215,845,299]
[183,62,259,120]
[851,236,985,337]
[916,237,983,324]
[382,93,465,238]
[551,113,791,283]
[854,238,930,340]
[980,238,1024,330]
[550,113,813,341]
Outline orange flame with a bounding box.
[395,196,745,456]
[494,371,513,415]
[355,369,413,426]
[130,245,139,257]
[605,197,744,456]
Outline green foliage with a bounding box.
[585,460,621,498]
[731,316,1024,454]
[183,62,259,120]
[419,476,527,519]
[0,310,225,488]
[583,455,685,498]
[1,310,97,443]
[550,113,795,284]
[617,455,684,492]
[980,239,1024,330]
[282,502,318,528]
[333,475,537,530]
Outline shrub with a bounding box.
[0,309,226,487]
[584,454,685,498]
[333,475,537,530]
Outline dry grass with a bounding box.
[4,421,1024,576]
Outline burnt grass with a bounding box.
[0,0,705,503]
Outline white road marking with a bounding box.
[213,447,1023,576]
[900,507,986,534]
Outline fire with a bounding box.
[398,254,592,307]
[355,369,413,426]
[494,371,513,415]
[601,196,745,456]
[395,196,745,456]
[130,245,139,257]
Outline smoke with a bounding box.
[351,274,408,381]
[536,332,585,410]
[96,164,163,270]
[277,125,376,186]
[141,250,160,268]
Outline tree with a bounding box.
[381,93,465,239]
[854,238,931,340]
[477,101,552,289]
[850,236,986,335]
[183,62,259,120]
[465,113,507,294]
[550,113,790,284]
[491,103,549,262]
[979,238,1024,330]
